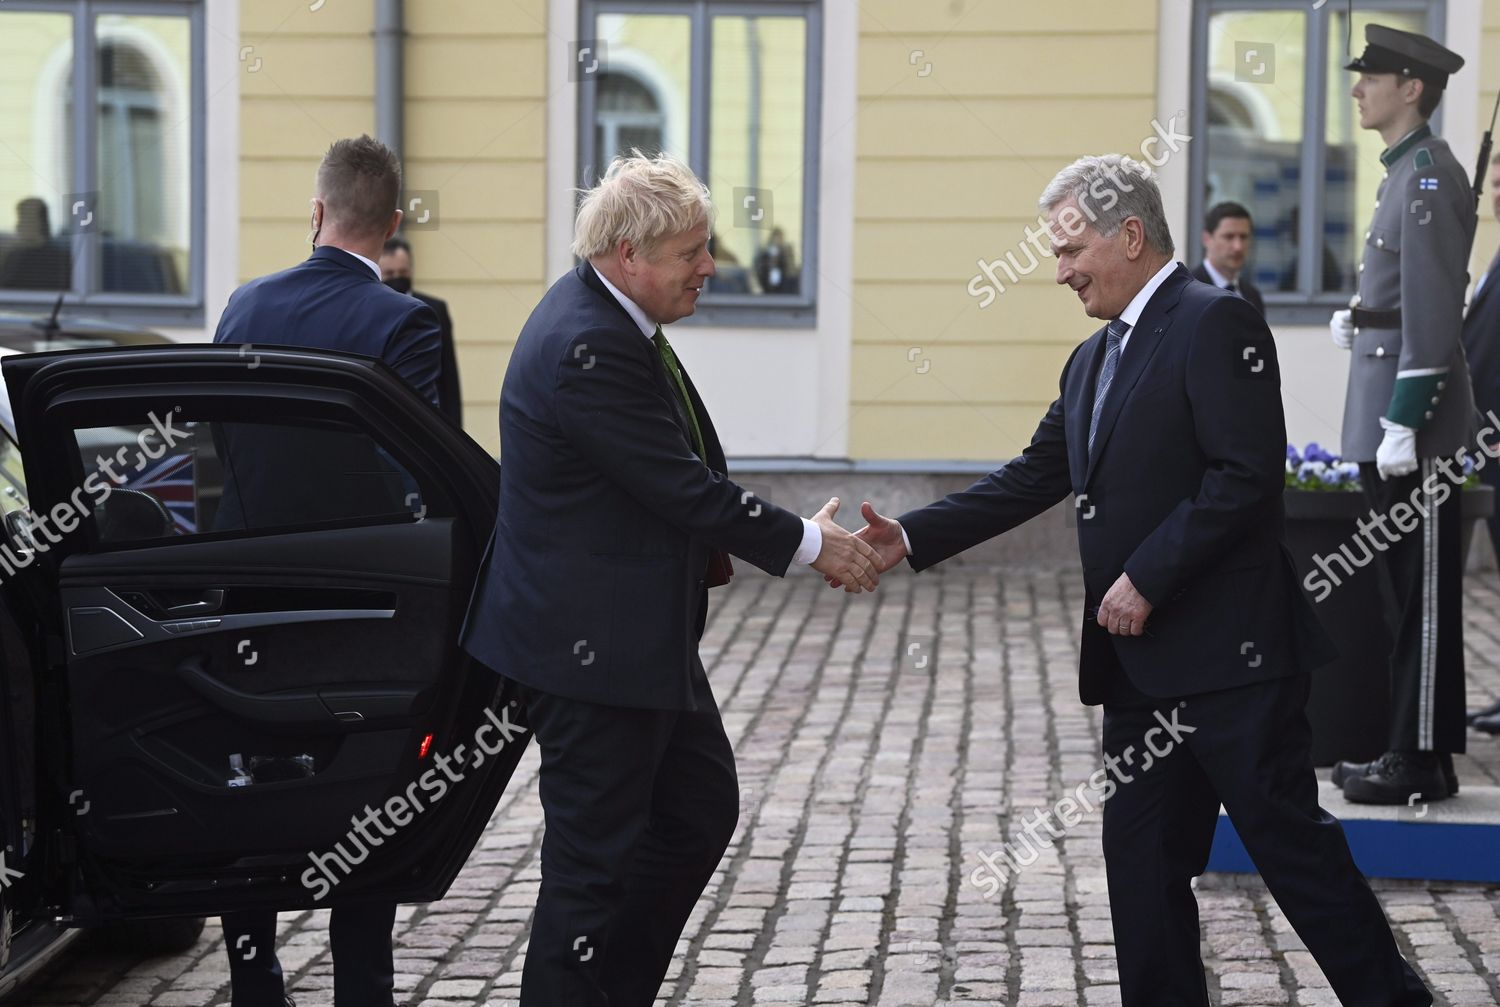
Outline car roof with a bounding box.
[0,312,169,353]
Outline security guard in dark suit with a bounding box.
[1329,25,1471,803]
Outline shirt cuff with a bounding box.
[899,522,912,557]
[794,518,822,566]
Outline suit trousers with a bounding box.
[1478,445,1500,569]
[1358,459,1468,753]
[1101,673,1429,1007]
[222,903,397,1006]
[517,665,739,1007]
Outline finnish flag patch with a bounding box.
[1418,178,1439,190]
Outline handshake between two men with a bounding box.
[815,499,1155,639]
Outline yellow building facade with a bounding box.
[22,0,1487,465]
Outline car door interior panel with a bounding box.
[58,520,454,860]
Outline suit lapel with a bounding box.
[676,362,726,473]
[578,262,699,450]
[1067,326,1107,487]
[1082,266,1190,487]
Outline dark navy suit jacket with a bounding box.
[209,245,442,529]
[461,262,804,710]
[213,245,441,403]
[1462,249,1500,420]
[899,265,1335,704]
[1191,261,1266,317]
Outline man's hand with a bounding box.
[1097,572,1152,637]
[809,497,881,593]
[1329,309,1354,350]
[825,502,910,589]
[1376,418,1418,480]
[854,502,908,572]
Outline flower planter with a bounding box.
[1283,485,1494,765]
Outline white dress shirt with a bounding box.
[592,265,822,566]
[1114,259,1180,355]
[1201,258,1238,293]
[324,244,383,280]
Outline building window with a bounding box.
[578,1,821,325]
[0,1,202,324]
[1189,1,1442,322]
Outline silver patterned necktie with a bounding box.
[1087,318,1129,452]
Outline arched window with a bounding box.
[593,72,666,181]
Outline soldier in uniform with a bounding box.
[1328,25,1471,804]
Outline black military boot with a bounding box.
[1467,696,1500,725]
[1332,752,1456,796]
[1342,750,1451,804]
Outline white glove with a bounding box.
[1376,418,1418,480]
[1329,309,1354,350]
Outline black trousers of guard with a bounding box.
[1358,459,1467,753]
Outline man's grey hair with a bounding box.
[573,151,715,260]
[1038,154,1175,257]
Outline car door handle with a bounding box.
[175,655,420,727]
[166,589,225,615]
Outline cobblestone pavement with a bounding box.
[23,566,1500,1006]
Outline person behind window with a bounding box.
[380,235,462,425]
[0,197,70,291]
[753,226,799,294]
[1192,201,1265,316]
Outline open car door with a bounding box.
[1,344,524,925]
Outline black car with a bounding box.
[0,340,519,998]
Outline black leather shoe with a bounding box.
[1468,696,1500,725]
[1330,759,1374,789]
[1332,752,1457,796]
[1343,751,1451,804]
[1472,711,1500,735]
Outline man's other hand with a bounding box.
[810,497,880,593]
[1097,572,1152,636]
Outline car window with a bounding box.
[70,417,425,544]
[0,430,26,517]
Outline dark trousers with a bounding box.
[517,666,739,1007]
[1358,459,1467,753]
[223,903,397,1007]
[1480,445,1500,569]
[1101,673,1429,1007]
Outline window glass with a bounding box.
[95,14,192,296]
[74,418,422,545]
[0,12,74,293]
[591,14,691,180]
[707,15,806,298]
[1202,10,1307,294]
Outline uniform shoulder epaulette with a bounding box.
[1414,147,1434,169]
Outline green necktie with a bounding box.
[653,325,706,459]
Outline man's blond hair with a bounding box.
[573,151,714,260]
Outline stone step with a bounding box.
[1208,782,1500,882]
